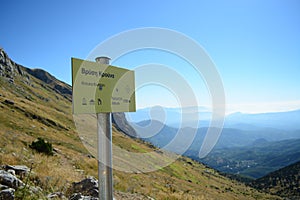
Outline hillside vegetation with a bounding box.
[0,48,281,199]
[250,161,300,199]
[199,138,300,179]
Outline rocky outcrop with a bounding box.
[0,168,22,200]
[47,192,67,199]
[25,68,54,84]
[0,165,43,200]
[0,170,24,189]
[0,164,98,200]
[24,68,72,97]
[69,193,99,200]
[0,48,26,80]
[5,165,30,178]
[0,188,15,200]
[0,47,72,100]
[67,177,99,198]
[112,112,137,138]
[0,163,151,200]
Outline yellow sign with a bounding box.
[72,58,136,114]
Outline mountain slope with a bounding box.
[0,47,281,199]
[250,161,300,199]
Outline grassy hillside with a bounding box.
[0,48,281,199]
[250,161,300,199]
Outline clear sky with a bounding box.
[1,0,299,113]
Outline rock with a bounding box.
[0,188,15,200]
[5,165,30,177]
[53,147,61,154]
[3,99,14,105]
[54,84,72,96]
[25,68,54,84]
[68,177,99,197]
[69,193,82,200]
[16,64,24,76]
[8,78,14,84]
[7,169,15,176]
[69,193,98,200]
[69,193,83,200]
[29,185,43,194]
[5,61,14,73]
[0,184,9,190]
[47,192,67,199]
[0,170,24,189]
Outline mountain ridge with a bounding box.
[0,48,72,101]
[128,106,300,130]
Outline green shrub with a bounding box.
[29,137,53,155]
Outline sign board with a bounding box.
[72,58,136,114]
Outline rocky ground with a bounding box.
[0,164,151,200]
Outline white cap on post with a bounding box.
[96,56,111,65]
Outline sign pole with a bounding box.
[95,56,113,200]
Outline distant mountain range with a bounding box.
[122,105,300,199]
[127,106,300,131]
[128,106,300,179]
[126,106,212,128]
[132,118,300,149]
[226,110,300,130]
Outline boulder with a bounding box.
[0,188,15,200]
[69,193,98,200]
[7,169,15,176]
[0,184,9,190]
[47,191,67,199]
[0,170,24,189]
[68,177,99,197]
[5,165,30,177]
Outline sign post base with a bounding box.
[97,112,113,200]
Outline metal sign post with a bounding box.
[95,57,113,200]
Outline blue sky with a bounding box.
[1,0,299,113]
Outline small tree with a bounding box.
[29,137,53,155]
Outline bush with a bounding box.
[29,137,53,155]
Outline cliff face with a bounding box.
[0,47,26,79]
[112,112,137,138]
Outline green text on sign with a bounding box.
[72,58,136,114]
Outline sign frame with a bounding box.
[72,57,136,114]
